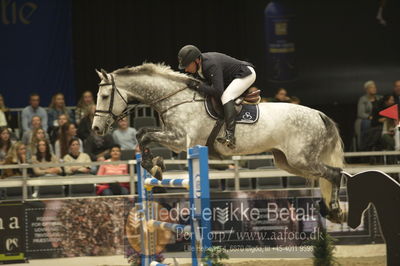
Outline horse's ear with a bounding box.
[95,69,103,80]
[100,68,109,80]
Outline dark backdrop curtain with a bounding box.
[71,0,269,100]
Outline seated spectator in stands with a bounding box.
[63,138,92,175]
[2,142,28,178]
[267,88,290,102]
[364,94,395,151]
[0,97,6,128]
[0,127,14,164]
[0,95,17,131]
[22,115,44,144]
[77,105,95,141]
[392,80,400,106]
[355,80,382,150]
[290,96,301,105]
[27,128,51,160]
[96,144,129,196]
[22,93,48,132]
[48,114,69,146]
[75,91,95,124]
[47,93,74,128]
[84,133,115,161]
[112,117,138,150]
[54,122,83,158]
[31,140,62,177]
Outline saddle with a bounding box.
[205,88,260,124]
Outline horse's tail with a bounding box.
[319,112,344,168]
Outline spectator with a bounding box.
[48,114,70,146]
[27,128,50,160]
[47,93,74,128]
[96,144,129,196]
[290,96,301,105]
[75,91,95,124]
[267,88,290,102]
[0,97,6,128]
[392,80,400,118]
[63,138,92,175]
[31,140,62,177]
[0,127,14,164]
[0,94,15,129]
[22,116,47,145]
[54,122,83,159]
[355,80,382,150]
[112,117,138,150]
[2,142,28,178]
[77,105,95,142]
[21,93,48,132]
[365,94,396,151]
[83,133,115,161]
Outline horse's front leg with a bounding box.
[136,127,162,150]
[138,130,184,180]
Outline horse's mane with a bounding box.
[113,63,192,83]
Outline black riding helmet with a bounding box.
[177,45,201,70]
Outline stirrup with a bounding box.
[226,139,236,149]
[216,136,236,149]
[216,136,227,144]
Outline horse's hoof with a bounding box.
[327,208,345,224]
[150,165,163,180]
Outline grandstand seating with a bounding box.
[133,116,158,130]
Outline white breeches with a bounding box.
[221,66,256,105]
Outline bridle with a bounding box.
[95,72,204,128]
[94,74,136,128]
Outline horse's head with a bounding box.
[92,69,128,135]
[346,173,371,229]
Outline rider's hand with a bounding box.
[186,79,200,90]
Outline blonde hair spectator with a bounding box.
[75,91,95,124]
[2,142,27,178]
[47,92,74,127]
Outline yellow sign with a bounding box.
[275,22,287,36]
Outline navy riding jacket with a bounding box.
[195,52,254,98]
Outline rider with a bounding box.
[177,45,256,149]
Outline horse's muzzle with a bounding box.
[92,126,104,136]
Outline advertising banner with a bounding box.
[0,202,25,264]
[9,190,375,261]
[24,198,131,259]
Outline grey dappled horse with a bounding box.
[92,63,345,223]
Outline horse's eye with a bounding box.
[102,95,109,100]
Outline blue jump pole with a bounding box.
[144,178,190,188]
[136,145,211,266]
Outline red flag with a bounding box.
[379,104,398,121]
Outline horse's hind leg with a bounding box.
[278,151,344,223]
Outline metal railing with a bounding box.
[0,150,399,201]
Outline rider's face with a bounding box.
[185,61,197,73]
[184,58,200,74]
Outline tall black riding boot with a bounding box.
[217,100,236,149]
